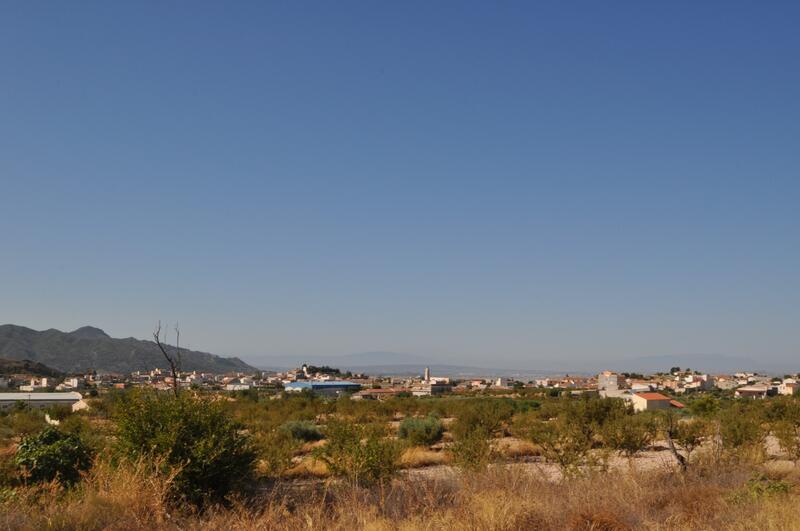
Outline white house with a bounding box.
[735,385,771,399]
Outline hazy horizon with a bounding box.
[2,3,798,370]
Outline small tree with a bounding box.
[279,420,324,442]
[115,390,255,505]
[774,420,800,465]
[15,427,93,485]
[398,415,444,447]
[719,406,766,461]
[450,429,492,471]
[521,417,593,477]
[661,411,709,471]
[602,415,654,459]
[314,420,401,486]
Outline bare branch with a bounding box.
[154,320,180,397]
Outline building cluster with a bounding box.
[591,369,800,407]
[3,360,800,411]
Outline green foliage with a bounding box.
[602,415,654,457]
[517,415,593,476]
[279,420,323,442]
[114,390,256,505]
[14,427,93,485]
[450,429,492,470]
[0,408,46,443]
[687,395,720,418]
[314,420,401,485]
[773,420,800,464]
[398,415,444,446]
[728,474,792,504]
[720,405,765,451]
[255,431,298,478]
[450,398,514,439]
[671,418,710,461]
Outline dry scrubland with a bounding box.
[3,388,800,530]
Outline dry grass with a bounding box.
[399,447,452,468]
[299,439,327,453]
[493,437,540,459]
[284,456,330,478]
[3,457,800,530]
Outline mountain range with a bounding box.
[256,351,784,377]
[0,324,255,374]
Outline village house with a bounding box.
[631,392,684,412]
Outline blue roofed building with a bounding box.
[284,380,362,397]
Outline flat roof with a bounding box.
[0,392,83,401]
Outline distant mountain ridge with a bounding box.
[256,351,777,377]
[0,324,255,374]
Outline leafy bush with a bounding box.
[314,420,401,485]
[720,406,765,451]
[450,399,514,439]
[450,429,492,470]
[398,415,444,446]
[517,415,593,476]
[255,431,298,478]
[14,427,93,485]
[773,420,800,464]
[279,420,323,442]
[602,415,655,457]
[114,390,256,505]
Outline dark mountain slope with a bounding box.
[0,357,63,377]
[0,325,254,374]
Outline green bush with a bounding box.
[114,390,256,505]
[720,406,765,451]
[398,415,444,446]
[602,415,655,457]
[314,420,401,485]
[255,431,297,478]
[279,420,323,442]
[14,427,93,485]
[517,415,593,476]
[450,399,514,439]
[450,429,492,470]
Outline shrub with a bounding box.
[314,420,401,485]
[450,429,492,470]
[602,415,654,458]
[114,390,256,505]
[255,431,298,478]
[398,415,444,446]
[279,420,323,442]
[518,416,593,476]
[720,406,765,452]
[450,399,514,439]
[14,427,93,485]
[773,420,800,464]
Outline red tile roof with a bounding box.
[635,392,671,401]
[670,400,685,409]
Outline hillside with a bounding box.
[0,325,255,374]
[0,357,63,377]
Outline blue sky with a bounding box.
[1,2,798,368]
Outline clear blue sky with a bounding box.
[2,2,798,368]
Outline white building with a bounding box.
[598,371,626,391]
[0,392,84,411]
